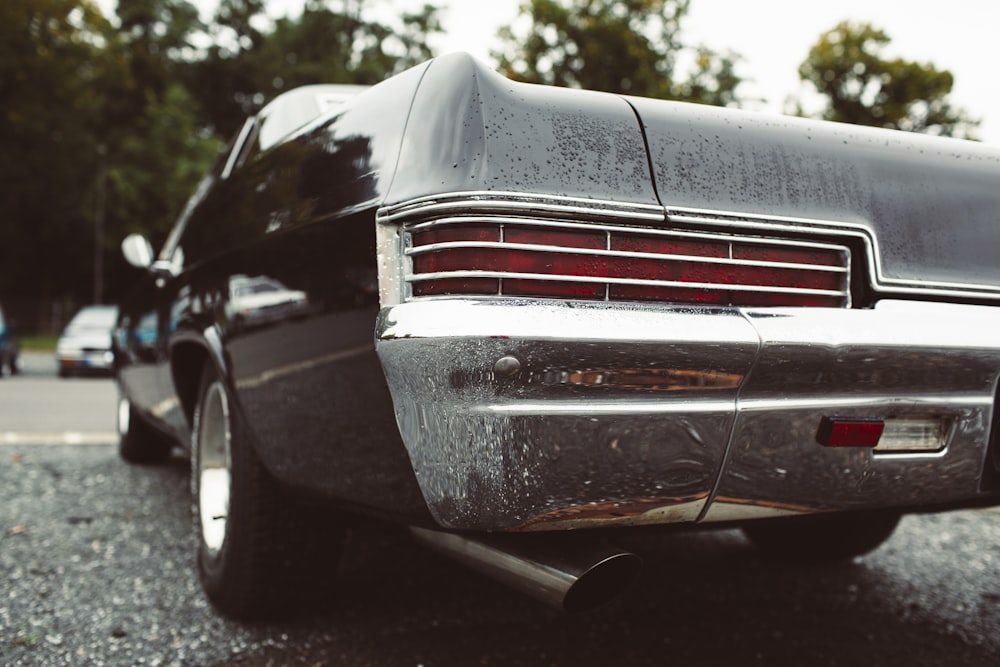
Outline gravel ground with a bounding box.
[3,442,1000,666]
[0,445,238,666]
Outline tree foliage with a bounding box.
[186,0,443,138]
[12,3,984,324]
[0,0,115,304]
[798,21,977,137]
[0,0,441,319]
[493,0,740,106]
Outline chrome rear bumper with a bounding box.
[375,299,1000,531]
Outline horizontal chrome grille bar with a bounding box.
[407,214,850,254]
[407,270,848,297]
[408,241,849,274]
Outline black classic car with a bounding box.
[115,53,1000,618]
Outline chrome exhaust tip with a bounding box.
[410,527,641,613]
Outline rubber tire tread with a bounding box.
[193,364,345,620]
[119,399,173,464]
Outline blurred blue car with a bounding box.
[0,304,19,377]
[56,305,118,377]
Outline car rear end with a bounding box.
[372,54,1000,533]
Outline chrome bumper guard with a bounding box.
[375,299,1000,531]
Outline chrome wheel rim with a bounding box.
[197,381,232,558]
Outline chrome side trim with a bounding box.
[475,399,738,416]
[220,117,257,180]
[738,394,993,413]
[376,298,757,343]
[378,191,665,225]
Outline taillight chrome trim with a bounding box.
[378,191,1000,306]
[667,205,1000,302]
[402,217,852,307]
[375,192,869,308]
[379,192,666,226]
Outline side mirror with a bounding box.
[122,234,154,269]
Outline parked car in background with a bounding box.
[0,304,19,377]
[57,305,118,377]
[226,274,310,331]
[114,53,1000,620]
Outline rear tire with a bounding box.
[191,364,345,620]
[741,512,902,563]
[117,393,173,464]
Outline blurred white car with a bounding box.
[57,305,119,377]
[226,275,309,331]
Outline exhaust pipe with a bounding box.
[410,527,641,613]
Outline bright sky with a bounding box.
[97,0,999,144]
[431,0,999,144]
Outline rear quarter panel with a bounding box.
[630,98,1000,297]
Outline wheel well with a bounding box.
[171,342,211,427]
[982,377,1000,492]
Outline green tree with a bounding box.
[797,21,977,137]
[0,0,443,319]
[98,0,219,303]
[215,0,268,52]
[185,0,443,138]
[0,0,219,312]
[116,0,202,100]
[493,0,740,106]
[0,0,112,306]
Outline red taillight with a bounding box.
[816,416,951,452]
[614,234,728,258]
[411,277,499,297]
[407,221,851,307]
[816,417,885,447]
[505,225,606,249]
[733,244,844,267]
[411,224,499,246]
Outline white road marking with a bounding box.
[0,432,118,445]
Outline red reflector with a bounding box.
[816,417,885,447]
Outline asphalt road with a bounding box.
[2,356,1000,666]
[1,353,117,438]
